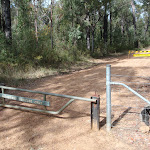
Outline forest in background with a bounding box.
[0,0,150,83]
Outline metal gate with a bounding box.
[106,64,150,149]
[0,85,100,130]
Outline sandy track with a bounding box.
[0,52,150,150]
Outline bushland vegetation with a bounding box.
[0,0,149,84]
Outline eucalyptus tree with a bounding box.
[102,0,109,44]
[62,0,103,52]
[1,0,12,42]
[33,0,39,42]
[50,0,54,49]
[60,0,84,45]
[85,0,102,53]
[131,0,138,47]
[109,0,113,45]
[141,0,150,37]
[0,3,2,30]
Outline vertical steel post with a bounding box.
[91,96,100,130]
[2,88,5,104]
[106,64,111,132]
[44,94,47,110]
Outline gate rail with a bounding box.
[106,64,150,132]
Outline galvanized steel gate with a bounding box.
[0,85,100,130]
[106,64,150,149]
[106,64,150,132]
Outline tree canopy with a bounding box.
[0,0,149,68]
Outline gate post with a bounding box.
[106,64,111,132]
[0,83,5,104]
[91,96,100,130]
[2,88,5,104]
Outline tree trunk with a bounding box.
[121,19,125,36]
[91,11,96,53]
[103,14,108,43]
[86,12,90,50]
[91,28,95,53]
[145,14,149,37]
[87,26,90,50]
[50,0,54,49]
[1,0,5,32]
[100,26,103,40]
[131,0,138,48]
[1,0,12,42]
[126,23,131,45]
[34,0,38,42]
[0,10,2,30]
[71,2,73,27]
[109,1,112,45]
[103,4,108,44]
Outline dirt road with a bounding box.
[0,51,150,150]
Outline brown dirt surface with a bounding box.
[1,48,150,150]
